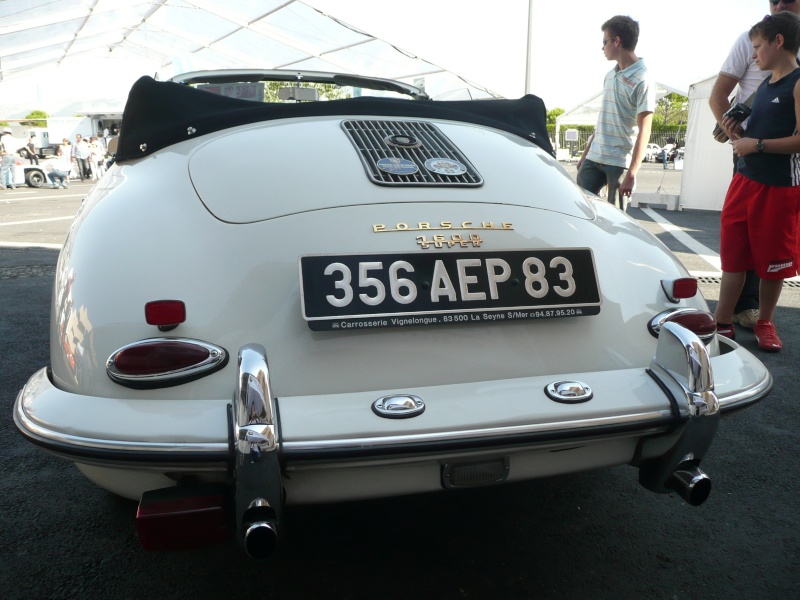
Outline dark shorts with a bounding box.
[720,173,800,280]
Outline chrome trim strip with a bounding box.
[14,374,669,457]
[718,371,773,413]
[14,394,228,454]
[106,337,227,385]
[648,308,715,344]
[281,410,673,452]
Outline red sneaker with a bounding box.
[754,320,782,352]
[716,323,735,340]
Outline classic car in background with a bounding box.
[14,70,772,559]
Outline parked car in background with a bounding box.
[7,156,48,188]
[14,69,772,560]
[643,143,662,162]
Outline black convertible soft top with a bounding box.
[117,76,554,162]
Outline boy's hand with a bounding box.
[731,137,757,156]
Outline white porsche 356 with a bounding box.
[14,70,771,559]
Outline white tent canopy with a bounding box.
[0,0,499,117]
[554,81,687,149]
[679,74,734,211]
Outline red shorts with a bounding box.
[720,174,800,280]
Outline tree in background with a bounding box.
[20,110,48,127]
[264,82,350,102]
[653,93,687,128]
[546,108,565,125]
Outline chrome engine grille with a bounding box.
[342,120,483,187]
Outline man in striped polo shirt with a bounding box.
[577,15,656,212]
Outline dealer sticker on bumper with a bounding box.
[300,249,601,331]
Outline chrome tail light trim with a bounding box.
[106,338,228,389]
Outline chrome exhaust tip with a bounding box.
[668,464,712,506]
[244,519,278,560]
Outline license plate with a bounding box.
[300,249,601,331]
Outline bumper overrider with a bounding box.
[14,323,772,558]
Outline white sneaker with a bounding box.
[732,308,759,329]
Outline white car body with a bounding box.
[14,70,771,558]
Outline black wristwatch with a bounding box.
[756,139,765,153]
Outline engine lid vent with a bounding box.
[342,120,483,187]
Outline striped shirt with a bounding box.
[586,58,656,169]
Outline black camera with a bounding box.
[723,102,752,121]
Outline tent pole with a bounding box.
[524,0,533,96]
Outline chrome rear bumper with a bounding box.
[14,325,771,489]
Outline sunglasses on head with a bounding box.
[771,0,796,5]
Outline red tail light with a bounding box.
[661,278,698,303]
[107,338,228,388]
[648,309,716,343]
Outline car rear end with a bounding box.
[14,85,772,557]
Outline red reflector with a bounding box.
[663,311,716,338]
[145,300,186,326]
[671,278,698,299]
[112,341,210,376]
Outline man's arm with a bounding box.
[576,134,594,170]
[710,73,740,139]
[619,111,653,197]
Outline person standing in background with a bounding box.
[0,128,20,190]
[661,137,675,170]
[71,134,91,181]
[576,15,656,212]
[27,136,39,165]
[89,136,106,180]
[709,0,800,330]
[713,11,800,352]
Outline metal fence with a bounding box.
[553,130,685,158]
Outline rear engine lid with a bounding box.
[188,117,594,224]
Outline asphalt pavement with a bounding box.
[1,166,798,599]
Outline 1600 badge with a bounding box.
[300,249,601,330]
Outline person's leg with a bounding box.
[602,165,626,211]
[6,156,16,188]
[576,159,607,196]
[0,157,8,189]
[727,151,760,325]
[732,271,760,327]
[750,180,799,352]
[715,271,746,325]
[758,279,783,323]
[716,174,753,337]
[754,279,783,351]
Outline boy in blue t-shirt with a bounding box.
[714,11,800,352]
